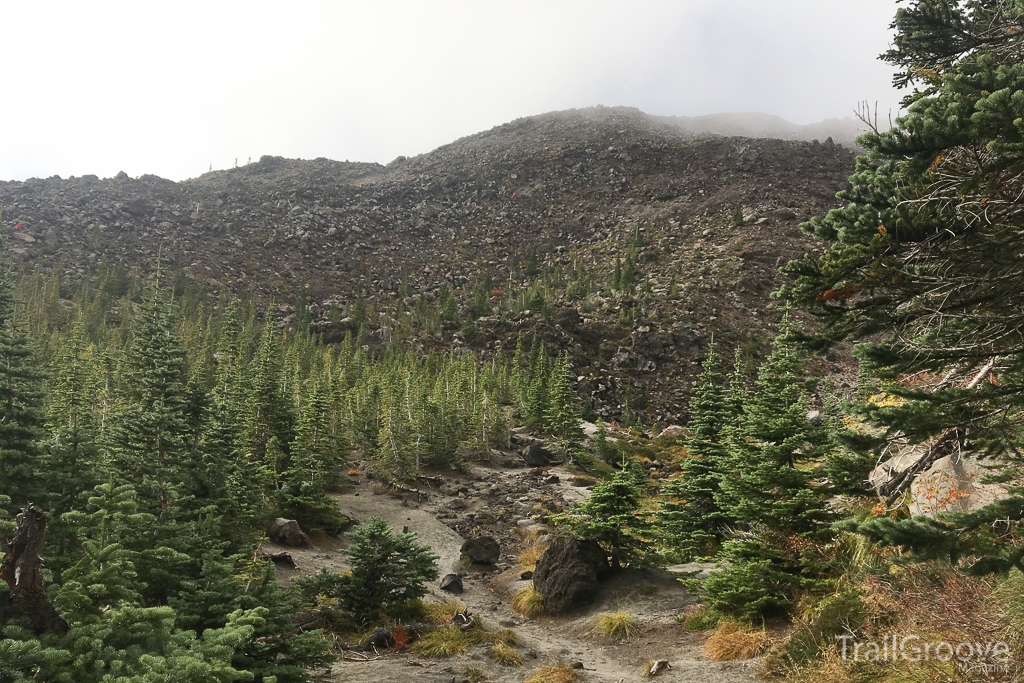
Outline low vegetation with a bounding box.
[410,627,478,658]
[523,664,580,683]
[488,642,524,667]
[702,620,771,661]
[512,587,546,618]
[676,605,720,631]
[591,611,641,640]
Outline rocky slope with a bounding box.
[0,106,857,424]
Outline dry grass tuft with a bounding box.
[489,628,519,646]
[591,610,641,640]
[523,664,579,683]
[512,587,545,618]
[516,529,548,571]
[410,626,473,658]
[422,600,465,626]
[703,620,771,661]
[489,642,524,667]
[461,666,488,683]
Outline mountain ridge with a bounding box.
[1,106,858,425]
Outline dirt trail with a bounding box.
[307,466,760,683]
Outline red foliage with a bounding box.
[392,624,409,651]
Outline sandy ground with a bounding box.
[262,464,760,683]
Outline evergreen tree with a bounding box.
[284,376,348,532]
[554,468,653,570]
[109,285,193,511]
[591,418,619,464]
[42,317,102,567]
[717,318,832,536]
[0,264,47,510]
[524,339,550,430]
[333,517,438,626]
[241,317,293,469]
[544,351,584,460]
[780,0,1024,565]
[657,341,731,561]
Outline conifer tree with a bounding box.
[0,264,47,510]
[545,351,584,460]
[334,517,438,626]
[284,376,348,532]
[42,317,102,566]
[555,468,653,570]
[109,285,193,511]
[524,340,550,430]
[780,0,1024,566]
[374,381,417,483]
[592,418,620,464]
[717,317,832,536]
[657,341,731,561]
[241,317,293,467]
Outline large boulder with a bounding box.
[521,443,554,467]
[460,536,500,565]
[532,537,611,614]
[267,518,309,548]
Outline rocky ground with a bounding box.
[0,106,858,425]
[260,443,761,683]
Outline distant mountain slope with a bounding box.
[653,111,868,147]
[0,106,857,424]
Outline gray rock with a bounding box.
[532,536,611,614]
[440,574,464,594]
[460,536,500,564]
[266,518,309,548]
[520,443,553,466]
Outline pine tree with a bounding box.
[554,468,653,570]
[42,317,102,568]
[657,341,731,561]
[374,380,417,483]
[334,517,438,626]
[717,317,832,536]
[592,418,620,464]
[0,264,47,511]
[779,0,1024,566]
[241,317,293,468]
[284,376,348,532]
[524,340,550,430]
[109,284,194,511]
[545,351,584,461]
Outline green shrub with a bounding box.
[681,539,795,621]
[676,605,720,631]
[773,590,867,668]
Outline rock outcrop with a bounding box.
[460,536,501,565]
[267,518,309,548]
[532,536,611,614]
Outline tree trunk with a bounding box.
[0,506,68,634]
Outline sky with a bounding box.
[2,1,902,182]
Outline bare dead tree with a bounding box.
[0,506,68,634]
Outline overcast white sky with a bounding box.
[3,1,901,182]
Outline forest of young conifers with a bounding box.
[0,262,601,681]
